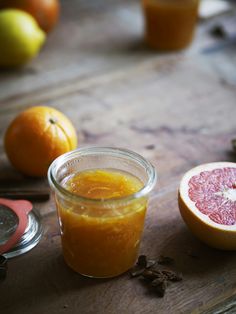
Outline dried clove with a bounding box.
[162,270,182,282]
[130,255,147,277]
[146,259,156,269]
[130,255,156,277]
[142,269,163,281]
[137,255,147,267]
[151,277,165,287]
[151,280,167,297]
[130,255,182,298]
[130,265,145,278]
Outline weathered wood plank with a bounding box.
[0,0,236,313]
[0,0,235,107]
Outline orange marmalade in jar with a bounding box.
[142,0,199,50]
[48,147,157,278]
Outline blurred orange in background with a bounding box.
[0,0,60,32]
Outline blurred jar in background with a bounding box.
[142,0,199,51]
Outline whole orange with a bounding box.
[4,106,77,177]
[0,0,60,33]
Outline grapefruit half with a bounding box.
[179,162,236,250]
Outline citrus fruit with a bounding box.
[179,162,236,250]
[0,9,45,68]
[4,106,78,177]
[0,0,60,33]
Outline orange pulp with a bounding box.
[142,0,199,50]
[57,169,147,278]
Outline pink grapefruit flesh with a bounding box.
[178,162,236,250]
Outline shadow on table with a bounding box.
[225,150,236,163]
[0,65,38,79]
[2,244,116,314]
[96,39,173,58]
[153,224,236,277]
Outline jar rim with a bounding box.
[48,146,157,204]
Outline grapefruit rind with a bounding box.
[179,162,236,250]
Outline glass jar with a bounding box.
[48,147,156,278]
[142,0,200,50]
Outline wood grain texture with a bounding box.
[0,0,236,313]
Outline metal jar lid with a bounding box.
[0,199,43,258]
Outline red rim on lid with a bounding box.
[0,198,33,255]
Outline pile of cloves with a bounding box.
[130,255,182,297]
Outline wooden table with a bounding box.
[1,1,236,313]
